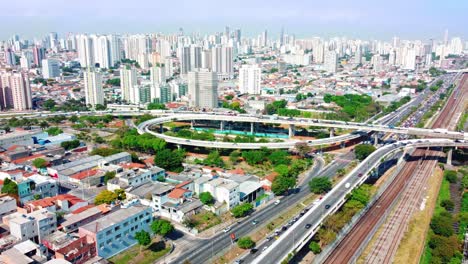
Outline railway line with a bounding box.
[322,73,468,264]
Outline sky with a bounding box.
[2,0,467,41]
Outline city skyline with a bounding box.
[2,0,467,40]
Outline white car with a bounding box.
[223,227,231,233]
[345,183,351,188]
[274,199,281,205]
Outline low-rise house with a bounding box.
[16,174,58,204]
[24,194,88,213]
[42,231,96,264]
[239,181,264,203]
[6,208,57,243]
[78,205,153,259]
[0,196,17,220]
[0,240,48,264]
[60,204,111,233]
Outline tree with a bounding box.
[271,175,296,195]
[95,104,106,110]
[111,189,126,201]
[309,241,321,254]
[103,171,116,184]
[106,78,121,86]
[444,170,458,184]
[147,103,166,110]
[354,144,376,161]
[69,115,79,123]
[39,121,49,130]
[268,150,291,166]
[309,177,332,194]
[61,139,80,150]
[237,236,255,249]
[94,190,118,205]
[231,203,254,218]
[349,184,372,206]
[295,142,311,157]
[274,164,290,177]
[151,219,174,237]
[135,230,151,251]
[1,178,18,195]
[154,149,185,172]
[430,212,454,237]
[32,158,48,169]
[441,199,455,211]
[242,150,265,165]
[229,151,241,164]
[46,127,63,136]
[204,150,224,167]
[43,99,56,110]
[199,192,214,205]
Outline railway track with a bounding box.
[322,73,468,264]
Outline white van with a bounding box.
[345,183,351,188]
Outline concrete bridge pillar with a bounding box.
[220,121,225,131]
[329,128,335,137]
[159,124,163,133]
[177,144,181,150]
[191,120,194,129]
[251,122,254,134]
[374,133,379,146]
[289,124,295,138]
[447,148,453,166]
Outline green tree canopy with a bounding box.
[147,102,166,110]
[46,127,63,136]
[43,99,56,110]
[204,150,224,167]
[309,241,322,254]
[237,236,255,249]
[268,150,291,166]
[151,219,174,237]
[354,144,376,161]
[1,178,18,195]
[271,175,296,195]
[94,189,125,205]
[231,203,253,218]
[309,177,332,194]
[154,149,185,172]
[430,212,454,237]
[135,230,151,247]
[61,139,80,150]
[32,158,48,169]
[199,192,214,205]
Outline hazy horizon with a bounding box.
[2,0,467,41]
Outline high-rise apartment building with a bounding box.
[0,71,32,111]
[178,46,191,74]
[120,66,138,104]
[324,49,338,73]
[239,64,261,94]
[77,35,94,68]
[84,68,104,108]
[211,46,233,79]
[188,69,218,109]
[94,35,111,69]
[150,65,166,86]
[32,46,46,67]
[42,59,60,79]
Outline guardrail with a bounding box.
[252,140,468,264]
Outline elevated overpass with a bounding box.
[251,138,468,264]
[136,113,466,149]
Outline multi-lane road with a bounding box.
[169,151,356,263]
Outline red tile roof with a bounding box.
[175,180,192,189]
[264,172,279,183]
[228,168,245,175]
[71,204,95,214]
[168,188,189,199]
[12,154,45,165]
[120,163,146,170]
[26,194,85,209]
[69,169,99,180]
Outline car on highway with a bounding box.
[262,246,269,251]
[223,227,231,233]
[305,224,312,229]
[325,204,331,210]
[250,248,258,254]
[274,199,281,205]
[252,220,259,225]
[345,182,351,188]
[234,260,243,264]
[357,173,363,177]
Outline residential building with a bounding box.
[0,71,32,111]
[78,205,153,258]
[24,194,88,213]
[120,66,138,104]
[324,49,338,73]
[42,59,60,79]
[43,231,96,264]
[0,196,17,220]
[84,68,104,108]
[188,69,218,109]
[239,64,261,94]
[6,208,57,243]
[76,34,94,68]
[0,130,47,149]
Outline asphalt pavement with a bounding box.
[169,152,354,264]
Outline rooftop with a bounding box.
[80,205,149,233]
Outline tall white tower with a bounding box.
[84,68,104,108]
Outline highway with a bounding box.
[251,138,468,264]
[137,113,466,149]
[168,152,356,264]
